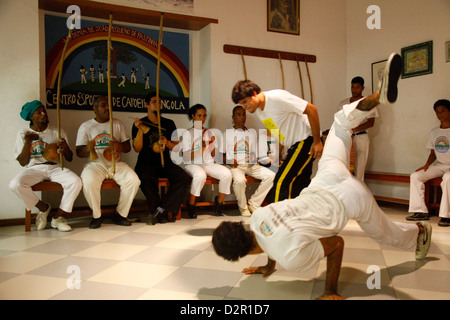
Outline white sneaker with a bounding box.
[248,204,257,214]
[35,205,51,230]
[416,221,432,260]
[239,208,251,217]
[379,52,402,104]
[51,217,72,232]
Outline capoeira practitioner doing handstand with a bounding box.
[213,53,432,300]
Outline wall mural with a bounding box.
[45,14,190,114]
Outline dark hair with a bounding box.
[351,76,364,86]
[93,95,107,108]
[144,92,158,104]
[232,105,244,115]
[231,80,261,104]
[212,221,255,261]
[433,99,450,112]
[187,104,206,121]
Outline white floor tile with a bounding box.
[87,261,178,288]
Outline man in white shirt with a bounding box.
[232,80,323,203]
[337,76,378,181]
[76,96,140,229]
[9,100,82,232]
[214,53,432,300]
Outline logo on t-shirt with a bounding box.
[260,221,273,236]
[234,139,249,153]
[30,140,47,158]
[94,132,112,150]
[435,136,449,153]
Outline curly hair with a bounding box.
[231,80,261,104]
[212,221,255,261]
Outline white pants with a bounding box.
[409,163,450,218]
[310,100,418,250]
[81,161,140,218]
[230,164,275,210]
[352,133,370,181]
[9,164,82,212]
[185,163,232,197]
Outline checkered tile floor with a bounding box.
[0,204,449,301]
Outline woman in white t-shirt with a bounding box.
[182,104,232,218]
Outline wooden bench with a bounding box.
[364,171,442,214]
[25,176,261,231]
[26,179,149,232]
[364,171,410,205]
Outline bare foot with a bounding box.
[315,293,345,300]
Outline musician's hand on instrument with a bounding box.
[133,118,142,128]
[57,138,68,148]
[87,140,96,152]
[109,140,121,153]
[57,138,69,154]
[134,118,150,133]
[158,137,167,151]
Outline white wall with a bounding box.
[346,0,450,200]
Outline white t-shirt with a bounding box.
[427,127,450,165]
[76,118,129,165]
[14,126,70,168]
[224,127,258,164]
[255,90,311,149]
[181,127,218,165]
[337,97,378,132]
[250,187,348,271]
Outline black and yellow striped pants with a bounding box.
[267,136,314,203]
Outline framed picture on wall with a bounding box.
[371,59,387,93]
[401,41,433,78]
[267,0,300,35]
